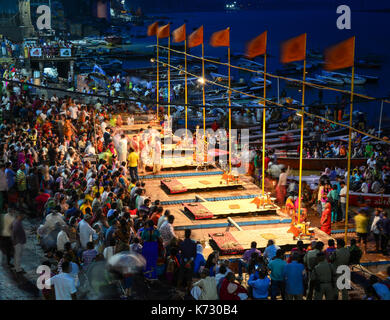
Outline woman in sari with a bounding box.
[141,220,161,280]
[320,202,332,235]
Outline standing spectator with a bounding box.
[354,209,370,254]
[78,213,97,250]
[379,211,390,256]
[339,181,347,223]
[11,213,26,273]
[371,209,383,253]
[45,260,77,300]
[141,220,161,280]
[320,202,332,235]
[330,238,350,300]
[127,148,139,182]
[82,241,97,270]
[0,208,15,267]
[159,215,176,248]
[304,241,324,300]
[247,269,270,300]
[268,249,287,300]
[178,229,197,290]
[311,252,336,300]
[284,252,305,300]
[237,241,262,281]
[263,239,280,263]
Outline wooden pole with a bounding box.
[297,33,307,224]
[345,37,356,244]
[168,36,171,121]
[185,38,188,138]
[261,50,267,196]
[202,43,206,160]
[156,36,159,121]
[228,43,232,174]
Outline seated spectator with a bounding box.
[191,268,218,300]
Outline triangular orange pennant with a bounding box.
[281,33,306,64]
[210,28,230,47]
[288,225,301,237]
[324,37,355,71]
[173,24,186,43]
[188,26,203,48]
[157,24,170,39]
[147,21,158,37]
[246,31,267,58]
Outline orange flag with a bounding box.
[157,24,170,39]
[246,31,267,58]
[173,24,186,43]
[210,28,230,47]
[324,37,355,71]
[281,33,306,64]
[147,21,158,37]
[188,26,203,48]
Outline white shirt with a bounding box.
[367,158,376,169]
[57,230,70,251]
[69,105,78,119]
[45,272,77,300]
[78,219,96,249]
[339,186,347,204]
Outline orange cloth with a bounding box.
[147,21,158,36]
[325,37,355,71]
[188,26,203,48]
[210,28,230,47]
[173,24,186,43]
[246,31,267,58]
[157,24,170,39]
[281,33,306,64]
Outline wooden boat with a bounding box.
[315,75,344,86]
[323,71,366,85]
[276,157,368,170]
[250,76,272,87]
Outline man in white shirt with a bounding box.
[78,214,96,249]
[339,181,347,222]
[367,156,376,170]
[57,225,70,252]
[45,261,77,300]
[68,103,78,120]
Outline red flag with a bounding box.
[147,21,158,37]
[281,33,306,64]
[157,24,170,39]
[188,26,203,48]
[173,24,186,43]
[210,28,230,47]
[324,37,355,71]
[246,31,267,58]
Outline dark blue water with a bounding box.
[129,9,390,127]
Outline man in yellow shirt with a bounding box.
[354,209,369,254]
[127,148,139,181]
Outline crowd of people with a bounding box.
[0,60,389,301]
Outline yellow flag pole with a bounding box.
[345,37,356,244]
[202,42,206,160]
[185,38,188,139]
[297,33,307,225]
[156,36,159,121]
[168,36,171,120]
[228,36,232,174]
[261,39,267,196]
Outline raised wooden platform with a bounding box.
[160,175,244,194]
[209,226,333,255]
[144,156,214,171]
[183,198,278,220]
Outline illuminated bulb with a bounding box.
[150,58,155,63]
[197,77,206,85]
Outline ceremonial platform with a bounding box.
[182,196,278,219]
[208,226,333,255]
[160,175,244,194]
